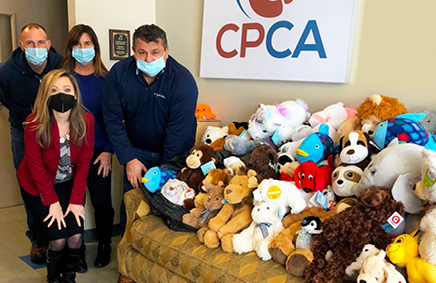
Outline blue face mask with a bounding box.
[72,46,95,66]
[136,55,166,77]
[25,48,48,66]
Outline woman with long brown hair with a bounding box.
[62,24,114,270]
[17,69,94,283]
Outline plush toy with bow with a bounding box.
[293,161,333,194]
[233,202,285,261]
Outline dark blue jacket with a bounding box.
[103,55,198,165]
[0,47,63,128]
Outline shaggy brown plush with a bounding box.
[305,186,404,283]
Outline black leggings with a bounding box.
[87,146,115,244]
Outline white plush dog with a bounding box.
[252,179,307,215]
[232,202,284,261]
[344,244,380,280]
[357,250,407,283]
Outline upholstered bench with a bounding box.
[117,188,304,283]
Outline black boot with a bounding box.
[76,243,88,273]
[94,243,111,268]
[62,247,81,283]
[46,249,64,283]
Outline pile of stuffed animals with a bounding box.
[142,94,436,283]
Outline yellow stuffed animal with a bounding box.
[386,230,436,283]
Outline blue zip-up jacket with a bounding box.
[0,47,63,128]
[103,55,198,165]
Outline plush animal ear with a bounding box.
[338,136,344,152]
[314,167,325,192]
[293,165,301,188]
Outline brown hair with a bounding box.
[27,69,88,148]
[62,24,107,77]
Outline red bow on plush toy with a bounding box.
[293,161,333,193]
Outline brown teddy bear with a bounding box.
[305,186,404,283]
[336,94,408,143]
[197,169,259,252]
[268,197,357,271]
[182,184,225,229]
[176,144,217,192]
[246,144,279,179]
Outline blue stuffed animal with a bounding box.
[296,123,335,164]
[141,166,178,193]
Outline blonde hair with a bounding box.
[27,69,87,148]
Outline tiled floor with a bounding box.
[0,204,120,283]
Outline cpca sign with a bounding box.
[200,0,359,83]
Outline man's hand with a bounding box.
[94,152,112,178]
[126,158,147,189]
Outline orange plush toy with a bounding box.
[195,103,216,120]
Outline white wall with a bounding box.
[68,0,156,229]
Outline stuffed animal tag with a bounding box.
[184,188,196,199]
[267,185,282,199]
[201,161,216,175]
[271,129,281,145]
[423,168,436,187]
[309,191,329,211]
[387,211,404,229]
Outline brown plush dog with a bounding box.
[197,169,258,252]
[246,144,279,179]
[305,186,404,283]
[176,144,217,193]
[336,94,407,143]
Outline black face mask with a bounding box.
[48,93,76,113]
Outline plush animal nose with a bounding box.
[347,149,355,154]
[226,189,232,195]
[303,188,312,193]
[359,280,366,283]
[206,139,212,144]
[337,180,343,185]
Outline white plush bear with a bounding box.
[252,179,307,215]
[309,102,356,130]
[160,179,194,206]
[201,125,229,145]
[232,202,284,261]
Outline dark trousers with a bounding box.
[120,147,161,236]
[87,147,115,245]
[11,125,35,243]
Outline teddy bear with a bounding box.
[246,144,280,179]
[182,184,225,229]
[201,125,229,150]
[195,103,216,120]
[267,197,357,276]
[336,94,408,143]
[304,186,404,283]
[197,169,259,252]
[344,244,380,281]
[253,178,307,215]
[233,202,285,261]
[308,102,357,130]
[176,144,217,193]
[357,250,407,283]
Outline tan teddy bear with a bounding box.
[197,169,259,252]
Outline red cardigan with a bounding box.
[17,112,94,206]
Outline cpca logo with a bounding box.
[216,0,326,59]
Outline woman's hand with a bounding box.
[94,152,112,178]
[64,204,85,227]
[44,201,66,230]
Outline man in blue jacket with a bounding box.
[103,24,198,234]
[0,23,63,263]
